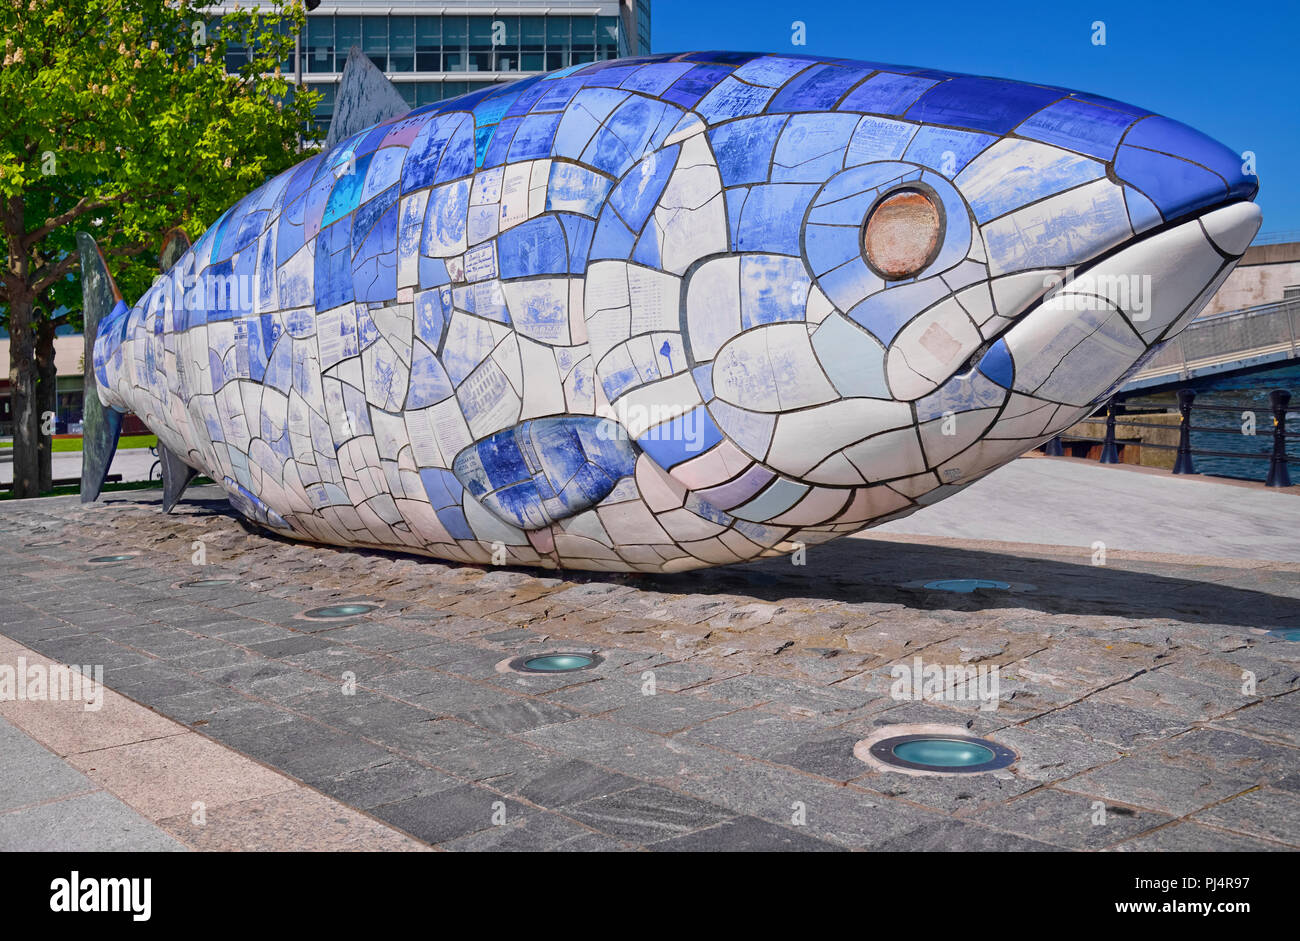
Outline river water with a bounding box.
[1124,362,1300,481]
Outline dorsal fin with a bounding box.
[159,227,190,273]
[76,232,125,503]
[325,46,409,150]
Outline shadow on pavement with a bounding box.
[117,486,1300,634]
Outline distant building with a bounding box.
[1200,240,1300,316]
[0,331,94,435]
[213,0,651,130]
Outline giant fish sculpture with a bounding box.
[81,50,1261,572]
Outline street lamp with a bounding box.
[294,0,321,87]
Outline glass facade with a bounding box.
[635,0,651,59]
[296,14,625,74]
[221,10,637,130]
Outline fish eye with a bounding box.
[862,187,943,280]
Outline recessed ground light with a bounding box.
[870,734,1015,773]
[925,578,1010,592]
[88,554,136,563]
[302,603,378,619]
[902,578,1035,593]
[854,724,1017,776]
[178,578,236,589]
[506,652,603,674]
[24,540,65,548]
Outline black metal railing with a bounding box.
[1046,389,1297,487]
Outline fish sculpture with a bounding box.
[80,50,1261,572]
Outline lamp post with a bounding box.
[1266,390,1292,488]
[295,0,321,88]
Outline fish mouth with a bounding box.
[972,199,1263,407]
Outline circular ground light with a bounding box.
[24,540,65,548]
[869,734,1016,774]
[302,603,378,619]
[88,554,136,564]
[924,579,1011,593]
[1267,628,1300,642]
[179,578,236,589]
[508,652,603,674]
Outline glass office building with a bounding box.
[215,1,650,129]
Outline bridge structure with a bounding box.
[1048,295,1300,488]
[1121,296,1300,394]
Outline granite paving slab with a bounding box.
[1,475,1297,851]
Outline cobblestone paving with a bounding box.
[1,485,1297,851]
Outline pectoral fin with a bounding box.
[451,417,638,530]
[159,444,198,513]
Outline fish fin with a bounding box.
[223,477,292,532]
[159,227,191,273]
[159,444,198,513]
[451,417,638,531]
[76,232,125,504]
[325,46,409,150]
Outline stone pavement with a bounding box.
[0,458,1297,851]
[877,454,1300,562]
[0,713,185,852]
[0,634,424,851]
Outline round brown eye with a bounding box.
[863,189,942,280]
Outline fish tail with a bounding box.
[75,232,125,503]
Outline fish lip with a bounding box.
[951,196,1260,383]
[1002,195,1260,329]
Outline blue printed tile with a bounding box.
[734,183,819,255]
[905,76,1063,134]
[1017,98,1136,161]
[709,116,787,187]
[768,64,870,112]
[838,72,939,115]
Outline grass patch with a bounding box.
[0,476,213,501]
[0,434,158,452]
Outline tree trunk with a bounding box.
[36,322,58,492]
[7,294,40,500]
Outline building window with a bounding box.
[224,43,248,72]
[545,16,571,70]
[467,16,495,72]
[443,16,467,72]
[493,16,519,71]
[389,16,415,72]
[335,16,360,65]
[306,18,334,72]
[311,82,336,133]
[637,0,652,54]
[521,16,545,72]
[598,17,620,60]
[362,16,388,71]
[220,17,248,72]
[572,15,595,64]
[415,16,441,72]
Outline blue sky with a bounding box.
[651,0,1300,240]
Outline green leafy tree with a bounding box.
[1,0,319,497]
